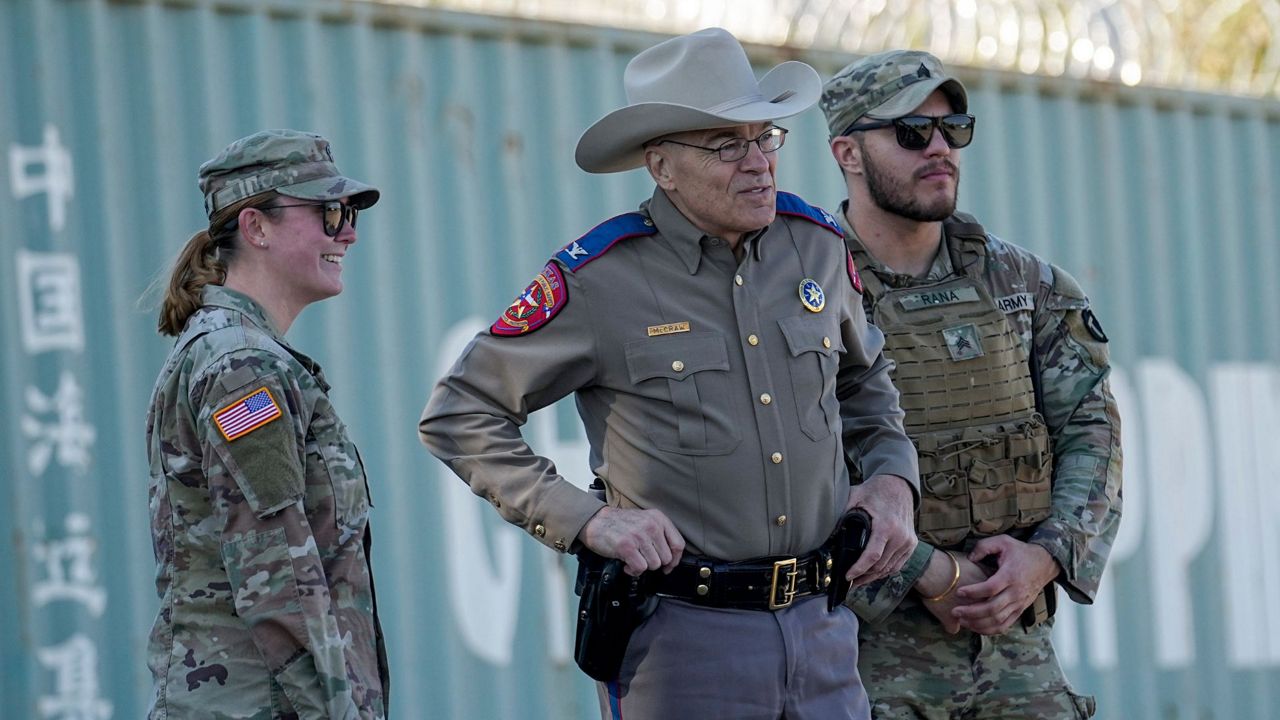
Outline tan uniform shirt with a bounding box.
[420,188,919,561]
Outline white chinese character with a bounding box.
[21,371,96,477]
[16,249,84,353]
[31,513,106,617]
[36,634,112,720]
[31,512,105,614]
[9,123,75,232]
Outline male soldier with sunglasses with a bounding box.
[819,51,1122,719]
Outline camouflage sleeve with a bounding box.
[419,266,604,553]
[844,539,934,623]
[1028,264,1123,604]
[196,353,360,719]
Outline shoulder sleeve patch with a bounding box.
[213,386,283,441]
[846,251,864,295]
[775,192,843,237]
[556,212,657,272]
[491,261,569,336]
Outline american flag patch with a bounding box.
[213,387,282,441]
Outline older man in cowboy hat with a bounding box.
[420,28,920,719]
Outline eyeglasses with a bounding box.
[844,114,975,151]
[260,200,359,236]
[655,126,789,162]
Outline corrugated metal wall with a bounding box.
[2,1,1277,718]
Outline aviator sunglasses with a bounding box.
[844,113,976,151]
[260,200,359,237]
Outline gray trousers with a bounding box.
[595,595,870,720]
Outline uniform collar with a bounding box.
[200,285,327,385]
[201,285,288,344]
[645,187,769,274]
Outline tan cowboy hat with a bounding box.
[575,27,821,174]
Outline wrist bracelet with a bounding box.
[922,551,961,603]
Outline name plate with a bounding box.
[899,286,979,311]
[647,321,691,337]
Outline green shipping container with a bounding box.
[1,1,1278,718]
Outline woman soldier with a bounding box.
[146,129,387,719]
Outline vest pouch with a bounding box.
[968,457,1018,536]
[917,471,970,547]
[1014,451,1053,525]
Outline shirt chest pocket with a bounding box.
[778,315,844,441]
[304,402,371,544]
[625,332,741,456]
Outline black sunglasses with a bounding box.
[260,200,359,236]
[845,114,975,151]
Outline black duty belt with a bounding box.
[647,546,836,611]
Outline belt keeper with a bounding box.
[921,550,961,603]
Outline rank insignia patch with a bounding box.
[846,252,863,295]
[942,323,985,361]
[491,262,568,336]
[214,387,282,441]
[799,278,826,313]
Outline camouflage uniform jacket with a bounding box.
[837,205,1123,623]
[145,285,388,719]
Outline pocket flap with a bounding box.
[777,314,843,358]
[625,332,729,383]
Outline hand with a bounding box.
[950,535,1060,635]
[917,551,992,634]
[578,506,686,577]
[843,474,917,587]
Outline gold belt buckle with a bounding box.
[769,558,799,610]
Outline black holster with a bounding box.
[827,509,872,611]
[573,550,658,682]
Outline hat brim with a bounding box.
[575,61,822,174]
[277,175,381,209]
[864,77,968,121]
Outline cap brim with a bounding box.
[575,61,821,174]
[277,175,381,209]
[865,77,968,121]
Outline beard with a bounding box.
[862,148,959,222]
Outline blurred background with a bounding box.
[1,0,1278,718]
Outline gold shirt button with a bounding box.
[776,515,787,526]
[771,452,783,464]
[760,393,772,405]
[554,538,567,551]
[748,334,759,346]
[696,584,710,596]
[699,566,712,579]
[735,275,744,286]
[534,524,546,537]
[823,337,832,349]
[672,360,685,372]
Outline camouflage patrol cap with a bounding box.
[820,50,968,138]
[198,129,380,219]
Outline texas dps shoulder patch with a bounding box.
[213,386,282,441]
[846,252,863,295]
[491,261,568,336]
